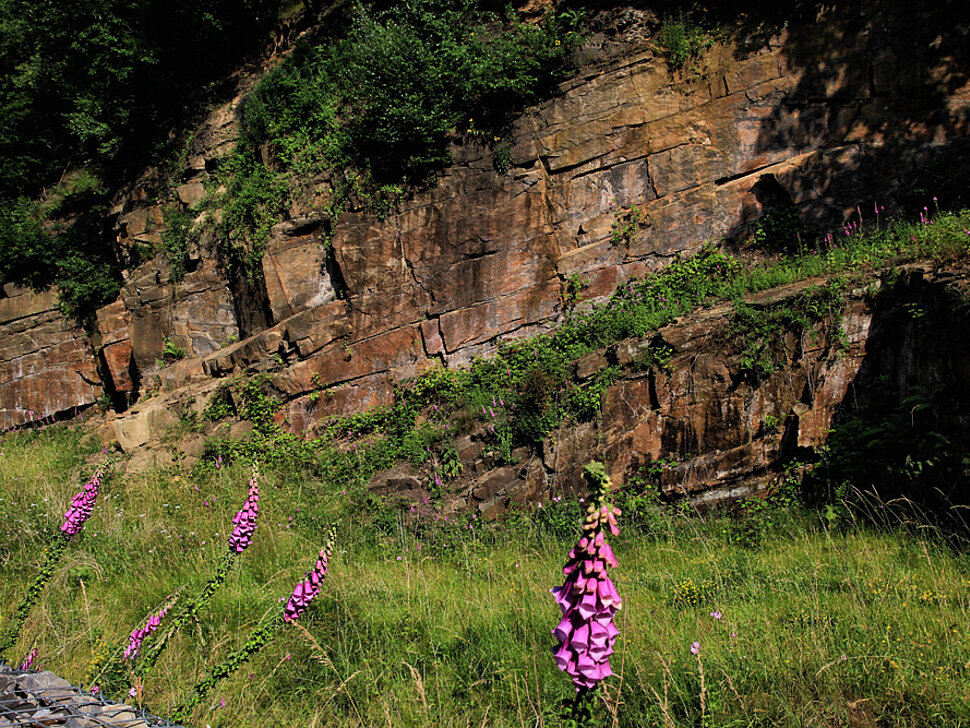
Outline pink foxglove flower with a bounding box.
[283,528,336,622]
[227,464,260,553]
[551,462,622,691]
[124,597,176,660]
[19,647,38,671]
[61,464,105,537]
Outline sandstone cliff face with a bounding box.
[1,4,968,503]
[0,286,101,428]
[363,261,969,516]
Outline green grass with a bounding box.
[2,429,970,727]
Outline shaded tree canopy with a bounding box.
[0,0,285,316]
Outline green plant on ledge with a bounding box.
[158,205,198,282]
[730,283,844,380]
[632,342,674,373]
[561,272,589,312]
[610,204,645,247]
[753,206,807,255]
[162,337,186,361]
[655,13,716,73]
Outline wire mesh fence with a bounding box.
[0,664,182,728]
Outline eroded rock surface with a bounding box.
[0,286,101,430]
[414,263,970,515]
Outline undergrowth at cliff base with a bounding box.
[2,430,970,727]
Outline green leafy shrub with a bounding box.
[158,205,198,282]
[0,177,122,317]
[632,342,674,372]
[161,337,185,361]
[609,204,644,247]
[216,1,583,263]
[753,206,808,254]
[655,13,715,73]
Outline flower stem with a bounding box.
[169,616,282,722]
[563,687,601,728]
[0,534,69,659]
[136,551,236,678]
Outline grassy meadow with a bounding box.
[2,428,969,727]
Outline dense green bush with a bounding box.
[0,175,121,316]
[655,12,716,72]
[217,1,583,266]
[0,0,284,201]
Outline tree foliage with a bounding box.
[217,0,583,264]
[0,0,582,316]
[0,0,285,315]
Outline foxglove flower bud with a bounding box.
[61,464,105,537]
[19,647,38,671]
[124,598,176,660]
[227,464,260,553]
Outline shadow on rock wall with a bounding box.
[805,264,970,529]
[714,0,970,241]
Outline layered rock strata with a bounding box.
[1,5,968,505]
[369,262,970,516]
[0,286,101,430]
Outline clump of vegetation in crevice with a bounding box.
[654,11,717,73]
[729,282,845,380]
[609,204,646,247]
[157,205,200,282]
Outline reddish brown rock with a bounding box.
[6,3,969,485]
[0,286,102,429]
[95,301,134,393]
[438,281,561,352]
[262,230,336,322]
[123,258,239,369]
[420,319,444,357]
[275,325,428,395]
